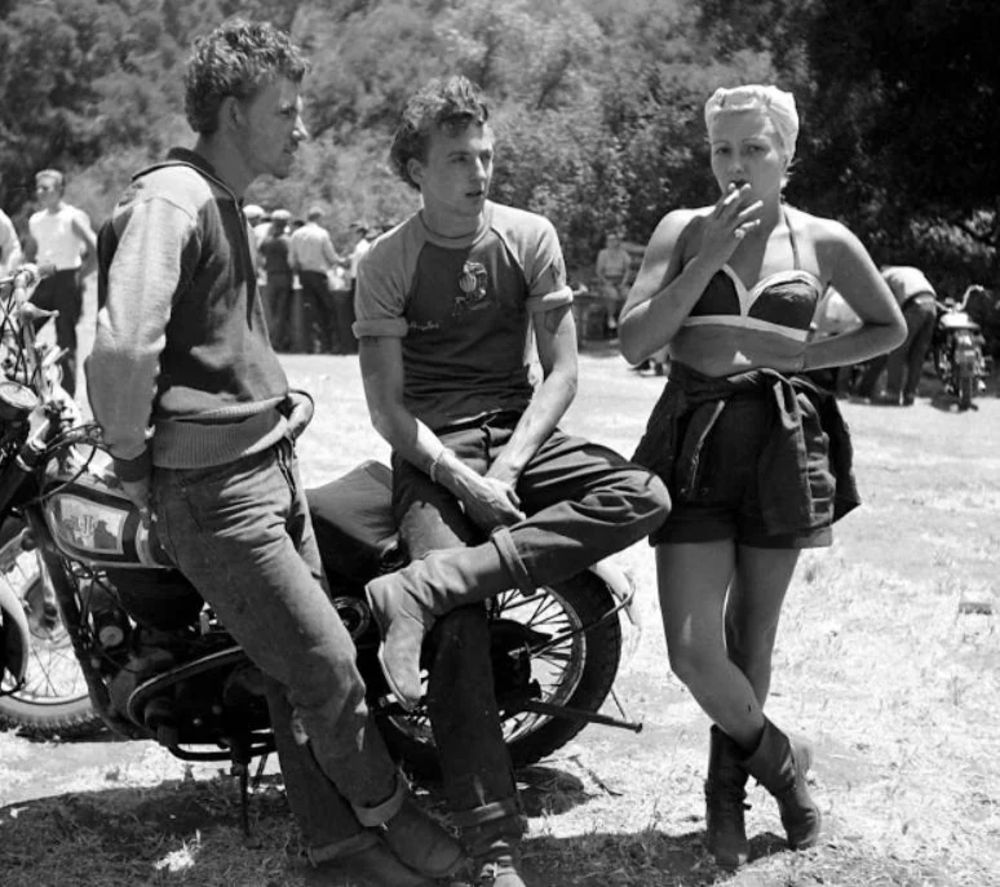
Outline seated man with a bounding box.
[354,75,671,887]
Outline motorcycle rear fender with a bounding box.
[586,558,638,626]
[585,558,642,666]
[954,343,979,368]
[0,576,29,685]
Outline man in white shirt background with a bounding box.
[26,168,97,397]
[289,204,341,353]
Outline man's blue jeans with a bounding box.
[153,439,398,855]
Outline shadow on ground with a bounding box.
[0,770,790,887]
[521,829,792,887]
[3,760,949,887]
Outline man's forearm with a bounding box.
[488,368,576,482]
[87,199,183,470]
[372,401,485,497]
[79,251,97,279]
[86,333,158,468]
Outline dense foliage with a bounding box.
[1,0,996,286]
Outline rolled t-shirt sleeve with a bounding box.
[523,218,573,315]
[352,242,409,339]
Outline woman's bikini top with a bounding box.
[681,212,824,344]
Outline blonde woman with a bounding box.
[619,85,905,868]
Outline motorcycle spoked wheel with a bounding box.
[377,570,623,781]
[957,367,976,411]
[0,525,103,738]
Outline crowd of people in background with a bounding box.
[0,175,391,369]
[1,170,994,409]
[245,202,386,355]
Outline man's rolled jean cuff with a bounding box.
[352,770,405,827]
[307,829,378,866]
[489,527,534,596]
[451,797,523,830]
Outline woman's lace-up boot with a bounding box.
[704,725,750,868]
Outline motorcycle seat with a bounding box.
[307,460,403,585]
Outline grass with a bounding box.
[1,346,998,886]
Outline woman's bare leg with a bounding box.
[657,541,757,746]
[657,541,801,745]
[725,545,801,706]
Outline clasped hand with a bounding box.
[462,471,525,531]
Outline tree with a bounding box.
[807,1,1000,247]
[0,0,182,217]
[695,0,1000,282]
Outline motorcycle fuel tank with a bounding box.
[42,473,172,568]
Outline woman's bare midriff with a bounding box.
[669,326,806,377]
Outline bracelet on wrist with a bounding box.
[428,448,451,485]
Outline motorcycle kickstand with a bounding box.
[607,687,637,728]
[230,741,270,838]
[518,693,644,733]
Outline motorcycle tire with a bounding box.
[378,569,623,780]
[0,523,103,739]
[958,372,975,411]
[933,345,949,384]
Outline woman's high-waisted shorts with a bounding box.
[651,392,833,549]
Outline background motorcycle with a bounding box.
[0,264,640,814]
[933,288,992,411]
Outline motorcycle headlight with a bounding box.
[0,380,38,422]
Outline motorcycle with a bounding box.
[0,264,641,823]
[933,290,992,411]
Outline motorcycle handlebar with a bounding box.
[0,263,57,290]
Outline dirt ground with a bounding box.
[1,310,998,886]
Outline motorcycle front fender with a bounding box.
[0,576,29,686]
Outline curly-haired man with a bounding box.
[87,20,461,886]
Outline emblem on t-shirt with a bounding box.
[453,260,492,316]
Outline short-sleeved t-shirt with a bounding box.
[354,201,573,431]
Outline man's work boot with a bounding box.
[475,850,526,886]
[304,830,433,886]
[704,725,750,868]
[744,718,822,850]
[354,773,465,878]
[366,542,516,710]
[456,800,528,887]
